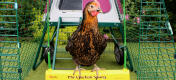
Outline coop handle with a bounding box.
[14,2,18,10]
[167,22,173,35]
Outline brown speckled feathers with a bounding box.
[66,2,107,66]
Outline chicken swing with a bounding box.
[0,0,175,80]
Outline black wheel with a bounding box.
[114,43,124,65]
[42,42,54,64]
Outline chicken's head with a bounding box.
[85,0,102,17]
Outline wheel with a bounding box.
[42,42,54,64]
[114,43,124,65]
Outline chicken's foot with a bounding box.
[73,65,86,77]
[91,64,105,77]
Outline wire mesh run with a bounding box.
[126,0,176,80]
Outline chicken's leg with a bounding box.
[92,64,105,77]
[73,64,86,77]
[73,65,80,75]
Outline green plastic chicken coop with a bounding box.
[0,0,175,80]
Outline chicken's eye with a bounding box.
[90,5,94,8]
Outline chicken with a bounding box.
[66,0,107,77]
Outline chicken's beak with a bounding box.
[97,8,103,13]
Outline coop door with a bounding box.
[59,0,82,10]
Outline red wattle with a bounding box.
[91,11,99,16]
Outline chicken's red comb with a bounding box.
[83,0,101,10]
[94,0,100,7]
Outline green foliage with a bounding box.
[18,0,46,35]
[28,8,45,41]
[28,8,55,42]
[125,0,140,19]
[29,10,77,43]
[27,7,77,44]
[58,27,77,44]
[125,0,140,40]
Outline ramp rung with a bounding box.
[143,8,166,11]
[0,34,17,37]
[0,47,18,49]
[140,27,168,30]
[0,28,17,30]
[0,21,16,24]
[0,41,18,43]
[141,21,166,24]
[140,47,174,49]
[0,77,19,80]
[0,8,15,10]
[142,2,163,4]
[139,52,175,55]
[0,71,18,74]
[0,2,15,4]
[0,15,16,17]
[143,59,174,62]
[140,15,166,17]
[46,69,130,80]
[141,25,167,29]
[140,34,172,37]
[0,53,18,56]
[1,59,18,62]
[1,65,18,68]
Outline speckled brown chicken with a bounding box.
[65,0,107,76]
